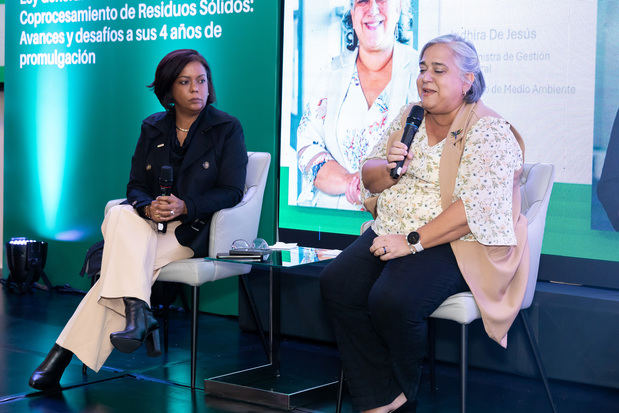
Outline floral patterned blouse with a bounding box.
[296,69,400,209]
[361,107,523,246]
[298,70,393,174]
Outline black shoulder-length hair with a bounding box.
[148,49,216,111]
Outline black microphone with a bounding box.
[157,165,173,233]
[390,105,425,179]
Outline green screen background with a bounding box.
[4,0,280,314]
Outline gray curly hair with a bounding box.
[419,34,486,103]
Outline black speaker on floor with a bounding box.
[2,238,51,294]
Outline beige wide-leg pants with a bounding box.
[56,205,194,371]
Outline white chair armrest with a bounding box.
[209,185,263,257]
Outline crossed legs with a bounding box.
[30,205,193,389]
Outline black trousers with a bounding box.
[320,228,469,411]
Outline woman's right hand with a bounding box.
[144,201,170,223]
[144,203,162,222]
[386,141,413,177]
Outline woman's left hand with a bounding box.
[345,174,361,205]
[150,194,187,222]
[369,234,410,261]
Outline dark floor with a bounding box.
[1,286,618,413]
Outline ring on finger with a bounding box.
[383,246,387,254]
[170,210,174,216]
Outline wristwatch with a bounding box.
[407,231,424,254]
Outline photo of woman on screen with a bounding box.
[295,0,419,210]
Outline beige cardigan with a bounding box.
[368,101,529,347]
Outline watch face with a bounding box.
[407,231,420,245]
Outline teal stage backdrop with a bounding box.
[0,0,5,83]
[4,0,281,314]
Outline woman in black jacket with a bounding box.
[29,49,248,390]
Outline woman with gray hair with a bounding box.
[296,0,418,210]
[320,34,529,412]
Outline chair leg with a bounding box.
[460,323,468,413]
[428,318,437,392]
[336,368,344,413]
[519,311,558,413]
[240,274,270,360]
[190,286,200,390]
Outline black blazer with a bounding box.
[126,105,248,257]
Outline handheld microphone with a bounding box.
[390,105,425,179]
[158,165,173,233]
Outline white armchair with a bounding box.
[104,151,271,389]
[426,163,556,413]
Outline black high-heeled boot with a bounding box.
[29,344,73,390]
[110,297,161,356]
